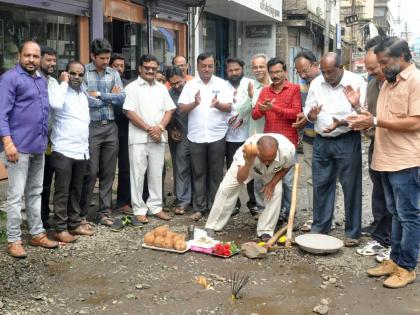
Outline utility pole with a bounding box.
[349,0,356,72]
[324,0,331,53]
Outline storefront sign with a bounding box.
[232,0,282,22]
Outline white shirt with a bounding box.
[304,70,367,137]
[123,77,176,144]
[178,75,232,143]
[226,77,252,142]
[232,133,295,184]
[50,82,90,160]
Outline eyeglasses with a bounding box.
[69,71,85,77]
[295,64,313,76]
[142,66,158,72]
[252,65,266,70]
[269,70,284,76]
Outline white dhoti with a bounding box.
[205,165,283,236]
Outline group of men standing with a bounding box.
[0,35,418,290]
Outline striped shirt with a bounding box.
[83,63,125,121]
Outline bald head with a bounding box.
[257,136,278,166]
[320,52,343,87]
[19,41,41,75]
[364,49,384,81]
[172,55,188,76]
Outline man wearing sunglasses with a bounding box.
[49,61,94,242]
[123,54,175,225]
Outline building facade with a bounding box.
[191,0,282,78]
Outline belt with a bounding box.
[92,119,113,125]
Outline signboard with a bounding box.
[242,23,276,77]
[233,0,282,22]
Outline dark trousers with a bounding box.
[169,137,192,208]
[80,121,119,218]
[226,141,256,210]
[311,132,362,239]
[41,153,54,225]
[368,139,392,246]
[190,137,226,213]
[51,151,88,231]
[382,167,420,270]
[116,133,131,208]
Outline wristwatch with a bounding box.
[373,116,378,127]
[159,124,165,132]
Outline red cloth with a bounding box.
[252,81,301,147]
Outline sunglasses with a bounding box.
[69,71,85,77]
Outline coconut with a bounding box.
[243,143,258,155]
[154,226,169,237]
[144,231,155,246]
[153,236,165,248]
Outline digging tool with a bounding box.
[285,163,300,247]
[264,224,288,248]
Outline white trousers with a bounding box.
[205,167,283,236]
[129,142,165,215]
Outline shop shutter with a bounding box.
[3,0,90,16]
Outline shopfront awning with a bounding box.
[204,0,282,22]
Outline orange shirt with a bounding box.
[372,64,420,172]
[165,74,194,89]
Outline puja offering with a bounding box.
[142,225,189,253]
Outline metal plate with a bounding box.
[295,234,344,254]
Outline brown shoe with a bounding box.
[30,233,59,248]
[367,259,398,277]
[70,224,94,236]
[154,211,172,221]
[383,266,416,289]
[7,241,27,258]
[53,231,77,243]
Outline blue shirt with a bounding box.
[83,63,125,121]
[0,65,49,154]
[299,78,316,141]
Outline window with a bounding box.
[0,4,78,74]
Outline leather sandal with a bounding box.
[70,224,95,236]
[189,211,203,221]
[154,211,172,221]
[174,207,186,215]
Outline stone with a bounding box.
[135,284,143,289]
[328,278,337,284]
[320,299,329,305]
[313,304,329,314]
[241,242,267,259]
[126,294,136,300]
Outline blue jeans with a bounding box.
[311,132,362,238]
[381,167,420,270]
[1,152,45,242]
